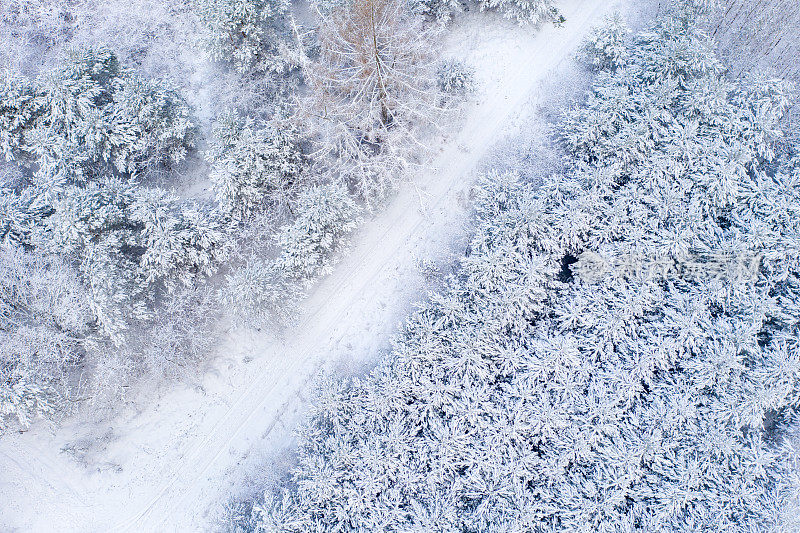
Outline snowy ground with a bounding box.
[0,2,625,530]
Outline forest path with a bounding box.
[0,2,618,530]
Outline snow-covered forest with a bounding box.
[2,0,800,530]
[241,5,800,531]
[0,0,470,429]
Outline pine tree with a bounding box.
[437,59,476,95]
[0,47,198,207]
[196,0,298,75]
[274,183,361,282]
[478,0,560,26]
[413,0,462,24]
[0,69,41,162]
[577,12,631,71]
[133,188,229,292]
[0,44,226,415]
[0,48,218,343]
[207,110,304,221]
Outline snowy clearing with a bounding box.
[0,2,623,530]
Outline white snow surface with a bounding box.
[0,2,623,530]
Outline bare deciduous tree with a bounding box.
[301,0,441,201]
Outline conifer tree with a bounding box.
[196,0,298,75]
[207,110,304,221]
[274,183,360,282]
[478,0,559,26]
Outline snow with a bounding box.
[0,1,625,530]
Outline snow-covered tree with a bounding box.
[0,165,28,244]
[689,0,720,13]
[0,380,58,432]
[196,0,298,75]
[437,58,476,95]
[0,14,238,416]
[478,0,559,26]
[0,48,223,343]
[133,188,229,292]
[274,183,360,282]
[20,47,196,189]
[111,73,198,172]
[251,11,800,531]
[0,244,92,430]
[34,178,148,340]
[117,285,219,384]
[0,69,41,161]
[207,110,305,221]
[0,0,78,74]
[413,0,462,24]
[0,47,199,233]
[577,11,630,71]
[31,177,228,341]
[302,0,440,202]
[778,414,800,531]
[219,181,358,330]
[220,258,300,326]
[414,0,559,26]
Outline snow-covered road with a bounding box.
[0,2,620,530]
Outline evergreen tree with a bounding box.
[0,48,221,343]
[413,0,462,24]
[274,183,361,282]
[577,12,631,71]
[133,188,229,292]
[33,177,228,341]
[21,47,195,190]
[0,69,41,162]
[207,110,305,221]
[478,0,560,26]
[196,0,298,75]
[437,59,476,95]
[0,38,227,419]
